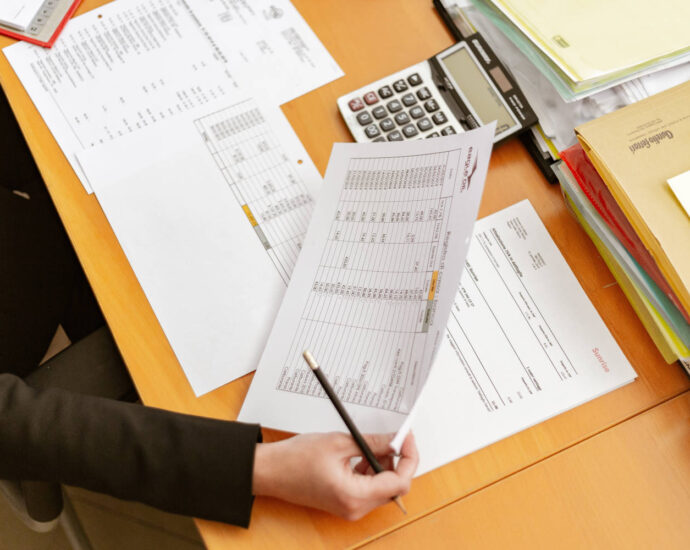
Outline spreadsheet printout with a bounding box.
[239,127,495,439]
[409,200,636,474]
[77,98,322,395]
[3,0,342,192]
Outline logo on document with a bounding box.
[461,147,478,193]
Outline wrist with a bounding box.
[252,442,274,497]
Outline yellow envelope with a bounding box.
[576,81,690,314]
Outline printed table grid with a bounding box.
[276,149,462,413]
[194,99,313,284]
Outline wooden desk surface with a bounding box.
[1,1,688,548]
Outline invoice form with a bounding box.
[239,127,495,437]
[410,200,636,474]
[3,0,343,191]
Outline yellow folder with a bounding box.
[576,81,690,316]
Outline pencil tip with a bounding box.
[393,496,407,514]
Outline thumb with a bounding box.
[361,433,396,456]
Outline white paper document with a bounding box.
[0,0,43,30]
[242,195,636,472]
[3,0,342,192]
[239,127,496,443]
[409,200,636,474]
[669,170,690,219]
[78,98,322,395]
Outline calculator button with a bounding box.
[426,132,440,138]
[363,91,379,105]
[401,93,417,107]
[417,117,433,131]
[402,124,419,138]
[392,79,408,93]
[387,130,403,141]
[356,111,373,125]
[387,100,403,113]
[409,106,424,119]
[416,87,432,100]
[394,112,410,125]
[407,73,422,86]
[348,98,365,112]
[372,105,387,119]
[29,25,40,34]
[365,124,382,138]
[441,126,457,135]
[378,85,394,99]
[380,118,395,132]
[432,111,448,125]
[424,99,440,112]
[373,137,386,142]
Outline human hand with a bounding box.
[252,431,418,520]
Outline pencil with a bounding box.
[302,349,407,514]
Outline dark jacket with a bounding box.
[0,85,261,527]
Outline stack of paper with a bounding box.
[471,0,690,102]
[0,0,44,31]
[554,82,690,372]
[455,1,690,154]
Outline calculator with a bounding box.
[337,36,537,144]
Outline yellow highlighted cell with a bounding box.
[242,204,258,227]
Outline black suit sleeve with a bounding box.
[0,373,262,527]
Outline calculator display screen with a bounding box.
[440,47,516,134]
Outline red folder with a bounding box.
[560,143,690,323]
[0,0,82,48]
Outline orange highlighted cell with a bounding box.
[428,270,438,300]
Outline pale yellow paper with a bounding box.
[490,0,690,82]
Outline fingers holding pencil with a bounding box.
[302,350,414,514]
[353,432,417,476]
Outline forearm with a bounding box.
[0,373,261,526]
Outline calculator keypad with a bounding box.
[380,118,395,132]
[417,118,432,132]
[417,87,432,100]
[401,93,417,107]
[348,98,365,112]
[394,112,410,126]
[407,73,422,86]
[363,92,379,105]
[386,100,402,113]
[339,62,460,143]
[372,106,387,119]
[432,111,447,125]
[378,86,394,99]
[392,79,408,93]
[365,125,381,138]
[356,111,373,126]
[402,124,418,138]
